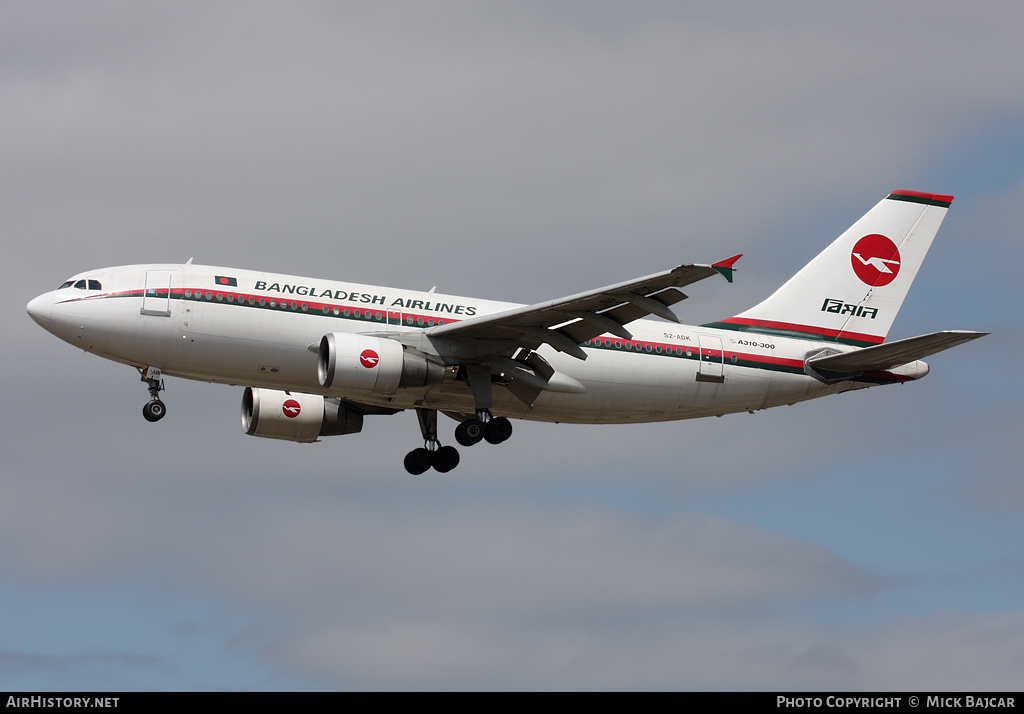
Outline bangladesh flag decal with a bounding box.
[215,276,238,287]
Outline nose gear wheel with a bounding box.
[137,366,167,422]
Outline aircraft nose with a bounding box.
[27,292,53,329]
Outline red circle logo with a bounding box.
[851,234,901,287]
[282,399,301,418]
[359,349,380,369]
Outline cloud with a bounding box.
[5,2,1024,296]
[0,649,169,692]
[3,0,1024,691]
[0,455,885,688]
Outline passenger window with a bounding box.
[74,280,87,289]
[88,279,102,290]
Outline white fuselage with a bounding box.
[28,263,886,424]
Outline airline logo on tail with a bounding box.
[852,234,901,286]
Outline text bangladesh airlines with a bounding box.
[27,190,985,474]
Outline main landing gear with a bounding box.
[405,408,460,475]
[403,364,516,474]
[454,412,513,446]
[404,408,514,475]
[404,444,461,475]
[138,366,167,423]
[452,364,513,447]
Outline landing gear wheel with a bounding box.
[142,399,166,423]
[407,409,462,474]
[404,448,432,475]
[432,445,461,473]
[484,417,513,444]
[455,419,486,446]
[138,367,167,423]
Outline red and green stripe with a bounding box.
[62,289,908,384]
[886,190,953,208]
[703,317,883,347]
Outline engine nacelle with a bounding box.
[241,387,363,443]
[317,332,444,394]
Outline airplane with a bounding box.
[26,190,986,474]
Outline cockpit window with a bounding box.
[63,278,103,288]
[59,278,102,290]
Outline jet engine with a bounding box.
[241,387,363,443]
[317,333,445,394]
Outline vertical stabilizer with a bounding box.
[710,191,953,346]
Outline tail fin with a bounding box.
[710,190,953,346]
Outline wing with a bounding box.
[426,256,741,360]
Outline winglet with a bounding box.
[712,254,742,283]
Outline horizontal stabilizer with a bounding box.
[806,330,987,373]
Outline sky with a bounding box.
[2,0,1023,691]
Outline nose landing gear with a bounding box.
[142,399,166,422]
[138,366,167,422]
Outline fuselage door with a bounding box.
[696,334,725,383]
[141,270,174,317]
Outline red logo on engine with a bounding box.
[851,234,901,287]
[359,349,380,368]
[282,399,301,418]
